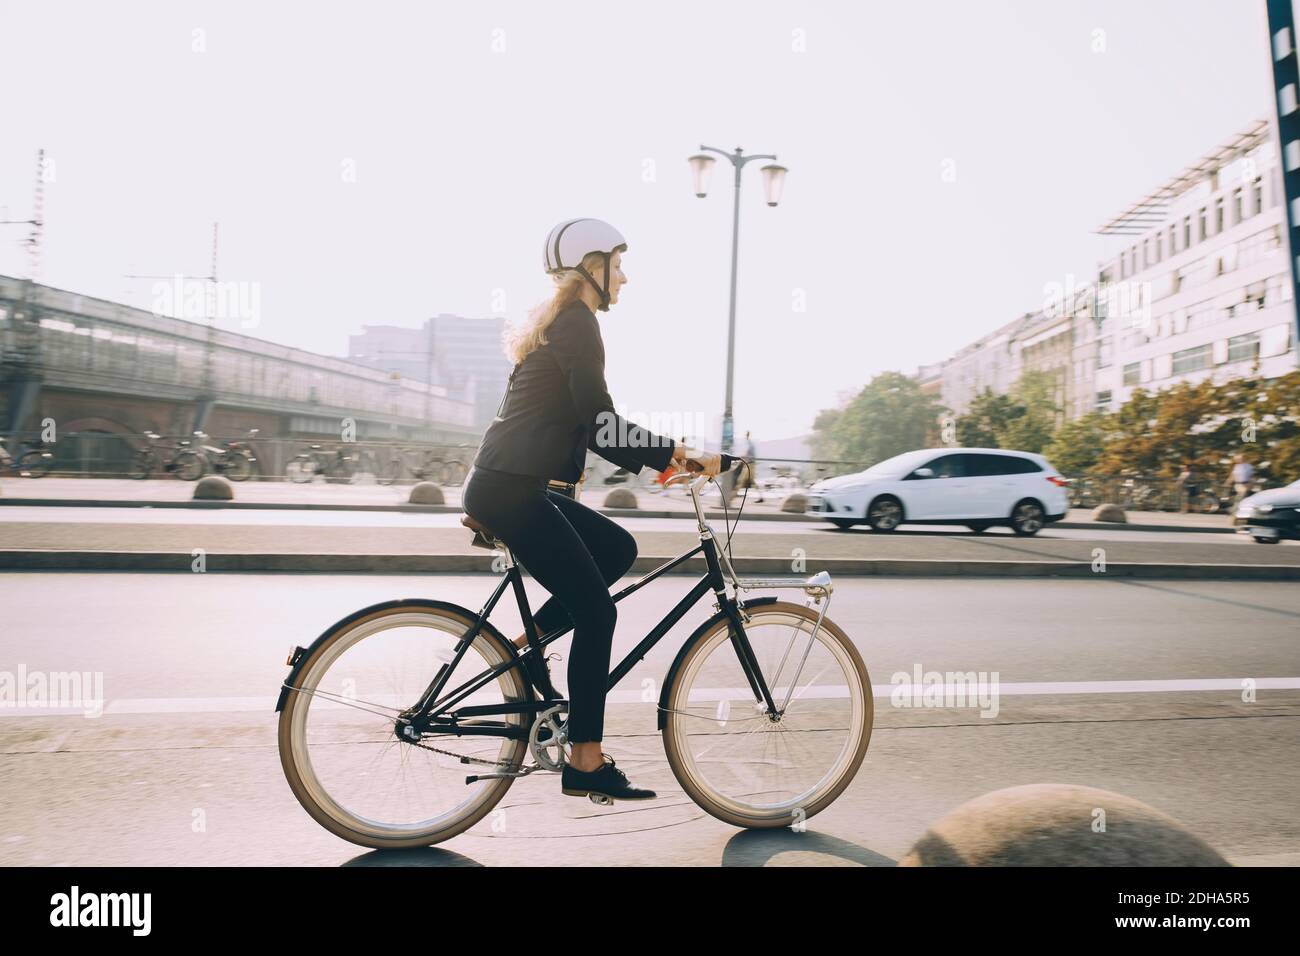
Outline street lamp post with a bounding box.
[688,145,787,454]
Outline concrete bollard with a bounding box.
[781,492,808,514]
[898,784,1228,866]
[408,481,445,505]
[604,487,638,509]
[192,476,233,501]
[1091,503,1127,523]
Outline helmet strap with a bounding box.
[575,255,612,312]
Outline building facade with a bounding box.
[920,119,1299,421]
[348,312,510,430]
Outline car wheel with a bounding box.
[1010,500,1045,536]
[867,496,903,532]
[1252,534,1281,544]
[829,518,857,530]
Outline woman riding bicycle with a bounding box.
[463,217,721,802]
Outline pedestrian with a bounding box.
[1229,454,1256,510]
[1175,461,1197,513]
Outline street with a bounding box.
[2,571,1296,866]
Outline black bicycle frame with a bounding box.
[403,531,778,740]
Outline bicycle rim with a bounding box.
[279,607,530,848]
[664,603,871,828]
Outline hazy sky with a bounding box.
[0,0,1277,441]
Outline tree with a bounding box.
[954,371,1058,452]
[811,371,947,467]
[1042,412,1110,475]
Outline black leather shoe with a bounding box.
[562,754,656,800]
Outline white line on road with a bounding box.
[1,677,1297,717]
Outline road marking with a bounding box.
[1,677,1297,717]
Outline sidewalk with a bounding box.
[0,476,1237,532]
[2,512,1294,578]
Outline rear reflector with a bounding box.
[1046,476,1068,487]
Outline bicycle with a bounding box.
[128,432,206,481]
[0,437,55,477]
[275,456,873,849]
[287,444,357,484]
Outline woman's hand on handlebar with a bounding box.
[671,444,723,477]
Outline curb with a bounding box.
[2,550,1295,579]
[0,496,1235,534]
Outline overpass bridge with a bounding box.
[0,276,482,475]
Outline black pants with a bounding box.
[462,465,637,743]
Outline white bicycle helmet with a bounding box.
[543,217,627,312]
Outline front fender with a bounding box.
[655,595,781,731]
[275,597,494,712]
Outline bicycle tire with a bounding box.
[287,455,316,483]
[278,602,533,849]
[221,452,253,482]
[661,600,872,829]
[174,451,206,481]
[17,450,55,478]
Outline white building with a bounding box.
[1093,119,1297,409]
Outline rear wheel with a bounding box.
[1010,499,1045,536]
[173,451,206,481]
[16,450,54,477]
[278,603,533,849]
[662,601,872,829]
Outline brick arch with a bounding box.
[59,416,138,440]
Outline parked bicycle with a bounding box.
[128,432,205,481]
[287,444,358,484]
[276,456,873,848]
[0,436,55,478]
[370,445,468,486]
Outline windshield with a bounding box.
[855,449,936,480]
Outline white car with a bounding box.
[804,447,1070,535]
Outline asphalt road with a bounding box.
[1,572,1296,866]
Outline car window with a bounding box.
[922,454,967,479]
[969,454,1042,476]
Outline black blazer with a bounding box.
[472,300,676,482]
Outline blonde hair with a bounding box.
[503,251,606,365]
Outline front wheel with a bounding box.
[173,451,206,481]
[867,496,903,532]
[219,452,253,482]
[278,603,533,849]
[662,600,873,829]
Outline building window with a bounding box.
[1232,187,1243,225]
[1156,233,1163,262]
[1227,332,1261,364]
[1171,343,1213,375]
[1198,207,1207,242]
[1097,337,1112,368]
[1253,181,1263,215]
[1168,224,1177,255]
[1122,362,1141,386]
[1183,216,1192,247]
[1214,197,1224,233]
[1095,390,1113,410]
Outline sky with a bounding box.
[0,0,1278,443]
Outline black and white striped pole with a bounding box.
[1265,0,1300,350]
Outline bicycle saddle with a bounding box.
[461,514,503,550]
